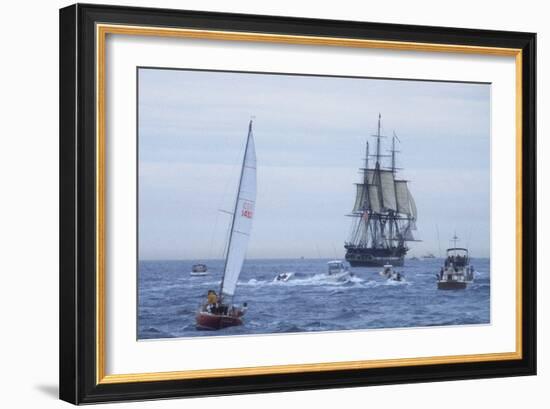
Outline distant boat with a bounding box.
[344,114,418,267]
[410,256,420,261]
[436,235,475,290]
[423,253,436,259]
[190,264,208,276]
[196,121,256,330]
[379,264,404,281]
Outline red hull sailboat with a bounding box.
[195,309,245,330]
[196,120,257,331]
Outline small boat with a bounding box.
[423,253,436,259]
[436,235,474,290]
[410,256,420,261]
[379,264,404,281]
[190,264,208,276]
[196,120,257,330]
[327,260,353,281]
[274,272,294,282]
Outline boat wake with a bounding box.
[240,273,364,288]
[384,278,411,286]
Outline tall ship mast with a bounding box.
[344,114,418,267]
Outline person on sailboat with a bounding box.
[207,290,217,304]
[205,290,218,313]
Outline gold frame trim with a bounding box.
[95,23,523,385]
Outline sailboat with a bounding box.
[196,120,257,330]
[344,114,418,267]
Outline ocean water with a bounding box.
[138,258,490,339]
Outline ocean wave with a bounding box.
[356,279,411,288]
[469,283,490,290]
[139,326,172,339]
[176,307,195,315]
[332,308,360,319]
[278,324,306,333]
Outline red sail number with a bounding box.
[241,201,254,219]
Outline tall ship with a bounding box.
[345,114,418,267]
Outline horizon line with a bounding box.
[138,256,491,262]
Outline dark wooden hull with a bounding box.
[195,311,244,330]
[437,281,468,290]
[348,258,404,267]
[345,245,407,267]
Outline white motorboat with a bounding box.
[190,264,209,276]
[190,263,209,276]
[437,236,474,290]
[274,272,294,282]
[379,264,404,281]
[327,260,353,281]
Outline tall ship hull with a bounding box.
[345,114,418,265]
[344,245,406,267]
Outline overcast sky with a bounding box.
[138,68,490,260]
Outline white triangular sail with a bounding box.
[221,121,257,298]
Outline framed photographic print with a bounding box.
[59,3,536,404]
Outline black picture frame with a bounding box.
[60,3,536,404]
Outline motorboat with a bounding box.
[379,264,404,281]
[274,272,294,282]
[190,263,208,276]
[327,260,353,281]
[436,236,475,290]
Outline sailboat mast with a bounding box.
[390,132,397,245]
[391,133,396,174]
[364,140,370,206]
[364,141,369,182]
[375,113,382,165]
[363,141,370,244]
[373,113,383,247]
[219,120,253,300]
